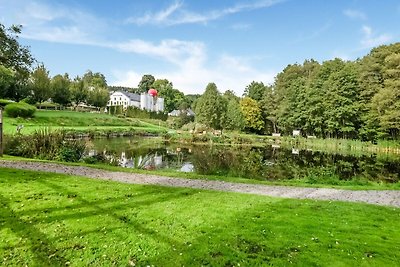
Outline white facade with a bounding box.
[107,91,140,109]
[107,91,164,112]
[140,94,164,112]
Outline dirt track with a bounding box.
[1,160,399,208]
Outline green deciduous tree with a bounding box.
[240,97,264,133]
[83,70,107,89]
[0,65,15,99]
[152,79,185,113]
[195,83,226,129]
[260,85,278,134]
[138,74,155,93]
[223,98,245,131]
[29,64,51,105]
[70,76,88,107]
[0,23,35,77]
[243,81,266,101]
[51,74,71,107]
[88,87,109,109]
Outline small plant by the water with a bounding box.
[5,129,85,162]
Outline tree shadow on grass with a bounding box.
[1,173,196,266]
[0,194,69,266]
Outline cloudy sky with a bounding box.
[1,0,399,95]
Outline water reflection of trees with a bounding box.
[190,145,400,182]
[88,137,400,182]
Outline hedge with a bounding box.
[5,102,37,118]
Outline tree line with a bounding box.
[0,24,109,109]
[2,22,400,140]
[195,43,400,140]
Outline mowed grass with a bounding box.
[3,110,169,134]
[0,168,399,266]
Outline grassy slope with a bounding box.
[0,168,399,266]
[3,110,169,134]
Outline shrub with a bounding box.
[0,99,14,108]
[5,102,36,118]
[57,140,86,162]
[4,129,86,162]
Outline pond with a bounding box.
[86,137,400,183]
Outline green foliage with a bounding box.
[57,140,86,162]
[243,81,266,101]
[4,102,36,118]
[0,24,33,101]
[260,86,278,134]
[70,76,88,106]
[51,74,71,106]
[125,106,168,121]
[223,98,245,130]
[138,74,155,93]
[240,97,264,133]
[153,79,186,112]
[82,70,107,89]
[172,112,195,129]
[0,65,15,98]
[195,83,226,129]
[4,129,85,161]
[0,23,35,78]
[29,64,51,104]
[87,87,109,109]
[108,105,123,115]
[0,98,14,107]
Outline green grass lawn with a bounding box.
[3,110,169,134]
[0,168,399,266]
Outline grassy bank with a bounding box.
[2,110,169,135]
[0,168,399,266]
[278,136,400,155]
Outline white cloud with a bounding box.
[360,25,392,49]
[127,0,284,26]
[111,39,206,67]
[343,9,367,20]
[1,0,276,95]
[126,1,183,25]
[110,52,276,95]
[2,1,108,45]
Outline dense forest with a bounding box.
[195,43,400,141]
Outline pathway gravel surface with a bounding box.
[1,160,399,208]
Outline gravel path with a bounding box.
[1,160,400,208]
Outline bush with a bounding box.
[4,129,86,162]
[5,102,36,118]
[0,99,14,108]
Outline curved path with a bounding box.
[1,160,399,208]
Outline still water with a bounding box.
[86,137,400,183]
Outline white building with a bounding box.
[107,91,164,112]
[140,93,164,112]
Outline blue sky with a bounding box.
[1,0,399,95]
